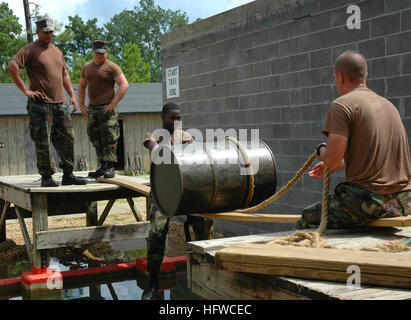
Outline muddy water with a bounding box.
[1,237,199,300]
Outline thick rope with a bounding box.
[225,136,255,208]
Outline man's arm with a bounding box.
[78,76,88,117]
[102,73,129,113]
[309,133,347,179]
[62,68,77,113]
[7,60,42,100]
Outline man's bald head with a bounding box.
[334,50,368,83]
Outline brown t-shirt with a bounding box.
[323,87,411,194]
[81,59,123,105]
[12,41,67,103]
[144,129,193,147]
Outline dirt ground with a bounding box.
[0,198,197,269]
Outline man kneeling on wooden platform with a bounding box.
[296,51,411,230]
[141,103,214,300]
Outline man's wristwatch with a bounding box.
[316,143,327,156]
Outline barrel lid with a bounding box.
[150,146,183,216]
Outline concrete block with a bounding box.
[369,56,401,79]
[290,53,310,72]
[320,66,334,85]
[319,26,346,48]
[404,98,411,116]
[263,107,282,123]
[239,94,257,109]
[281,106,300,122]
[292,122,313,139]
[280,72,300,89]
[270,23,291,42]
[387,75,411,97]
[21,269,63,297]
[224,68,239,83]
[251,29,271,48]
[289,16,310,37]
[358,38,386,59]
[279,38,299,57]
[300,104,323,121]
[387,31,411,55]
[253,61,271,77]
[237,64,253,80]
[271,57,290,75]
[310,49,332,68]
[384,0,411,13]
[318,0,354,11]
[331,7,347,27]
[225,97,240,111]
[262,76,280,92]
[310,11,331,32]
[246,78,263,94]
[371,13,401,37]
[311,85,333,103]
[361,0,385,20]
[299,32,322,52]
[272,123,292,139]
[402,9,411,31]
[343,21,371,44]
[300,69,321,87]
[290,88,311,106]
[261,43,280,61]
[368,79,386,97]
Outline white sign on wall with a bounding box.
[166,66,180,99]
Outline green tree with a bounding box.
[104,0,189,82]
[68,50,93,84]
[64,15,104,58]
[0,2,27,83]
[120,43,151,83]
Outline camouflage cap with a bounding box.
[35,18,54,32]
[93,40,108,53]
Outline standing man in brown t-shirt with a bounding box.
[78,40,129,179]
[296,50,411,229]
[7,18,87,187]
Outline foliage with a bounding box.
[0,0,191,84]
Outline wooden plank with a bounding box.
[0,183,32,211]
[35,222,151,249]
[215,244,411,289]
[0,117,9,176]
[126,198,144,222]
[191,263,309,300]
[96,176,151,197]
[32,193,49,269]
[97,199,116,226]
[15,207,33,265]
[191,212,411,227]
[15,118,26,175]
[6,117,18,175]
[0,201,11,231]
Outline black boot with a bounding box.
[62,172,88,185]
[88,167,106,178]
[104,162,115,178]
[141,275,159,300]
[41,175,59,187]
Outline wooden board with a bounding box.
[191,263,309,300]
[36,222,150,249]
[192,212,411,227]
[96,176,151,197]
[215,244,411,289]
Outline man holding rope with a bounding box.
[295,50,411,230]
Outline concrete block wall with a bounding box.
[161,0,411,237]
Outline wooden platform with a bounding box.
[187,227,411,300]
[0,173,151,270]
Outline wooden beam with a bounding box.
[35,222,151,250]
[191,212,411,227]
[126,198,144,222]
[32,193,49,269]
[215,244,411,289]
[191,263,309,300]
[97,199,116,226]
[0,201,11,231]
[0,184,31,211]
[15,207,33,265]
[96,177,151,197]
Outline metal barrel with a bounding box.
[150,139,277,217]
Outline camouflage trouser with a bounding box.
[146,197,214,276]
[27,99,74,176]
[295,182,411,230]
[87,103,120,163]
